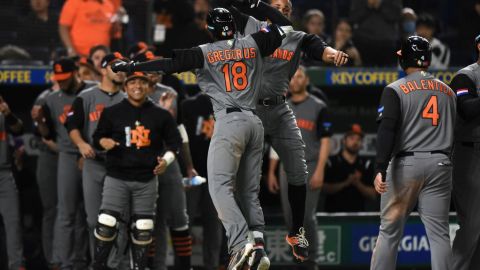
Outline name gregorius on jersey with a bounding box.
[206,47,257,64]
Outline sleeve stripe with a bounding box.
[456,89,469,96]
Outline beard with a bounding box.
[345,146,359,155]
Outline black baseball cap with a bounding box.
[101,52,124,69]
[127,41,153,59]
[52,58,77,81]
[345,123,364,138]
[475,34,480,45]
[132,50,158,62]
[124,71,149,84]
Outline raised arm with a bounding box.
[112,48,205,74]
[251,24,287,57]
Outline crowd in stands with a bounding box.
[0,0,477,68]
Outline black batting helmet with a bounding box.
[207,8,236,40]
[397,36,432,70]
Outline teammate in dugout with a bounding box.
[224,0,348,261]
[371,36,456,270]
[91,71,182,270]
[0,97,24,270]
[32,57,96,269]
[450,34,480,270]
[111,6,290,270]
[64,52,127,268]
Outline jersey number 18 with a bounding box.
[222,62,248,92]
[422,95,439,126]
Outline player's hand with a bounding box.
[78,142,96,159]
[267,173,280,194]
[154,157,168,175]
[326,50,349,66]
[0,96,11,116]
[350,170,363,188]
[374,172,387,194]
[99,138,119,151]
[31,105,46,123]
[309,169,324,190]
[159,91,177,116]
[111,60,134,73]
[186,167,198,179]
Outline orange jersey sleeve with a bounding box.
[59,0,80,26]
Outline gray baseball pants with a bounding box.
[36,150,58,264]
[56,152,88,270]
[0,169,22,270]
[207,110,264,254]
[452,142,480,270]
[257,102,307,187]
[370,152,452,270]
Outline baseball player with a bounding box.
[0,97,24,270]
[451,34,480,270]
[111,7,289,270]
[32,58,95,269]
[31,85,60,268]
[91,71,182,270]
[371,36,456,270]
[182,92,223,270]
[268,65,331,269]
[131,51,194,270]
[226,0,348,261]
[64,52,126,267]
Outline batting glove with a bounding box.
[111,60,135,73]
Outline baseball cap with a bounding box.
[345,123,364,138]
[52,58,77,81]
[127,41,152,59]
[77,57,101,75]
[475,34,480,45]
[132,50,158,62]
[100,52,124,69]
[124,71,150,84]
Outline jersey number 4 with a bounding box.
[422,95,439,126]
[222,62,248,92]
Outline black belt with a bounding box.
[226,107,256,115]
[258,95,286,107]
[396,150,448,158]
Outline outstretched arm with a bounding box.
[112,47,204,74]
[301,34,349,66]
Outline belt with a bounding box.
[226,107,256,115]
[395,150,448,158]
[258,95,286,107]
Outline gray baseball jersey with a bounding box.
[67,86,125,146]
[43,82,95,153]
[287,95,330,162]
[196,35,263,112]
[385,71,456,154]
[454,63,480,142]
[242,17,313,98]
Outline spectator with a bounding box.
[331,19,362,66]
[323,124,377,212]
[350,0,401,66]
[17,0,60,62]
[416,13,450,69]
[76,56,101,82]
[401,7,417,39]
[59,0,117,57]
[302,9,328,41]
[194,0,209,29]
[88,45,110,72]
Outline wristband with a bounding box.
[162,151,175,166]
[177,124,189,143]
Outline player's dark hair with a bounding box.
[416,13,436,30]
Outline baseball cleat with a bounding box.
[227,243,254,270]
[285,227,309,262]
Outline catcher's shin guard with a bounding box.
[129,215,154,270]
[93,210,120,270]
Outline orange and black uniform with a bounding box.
[93,99,182,181]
